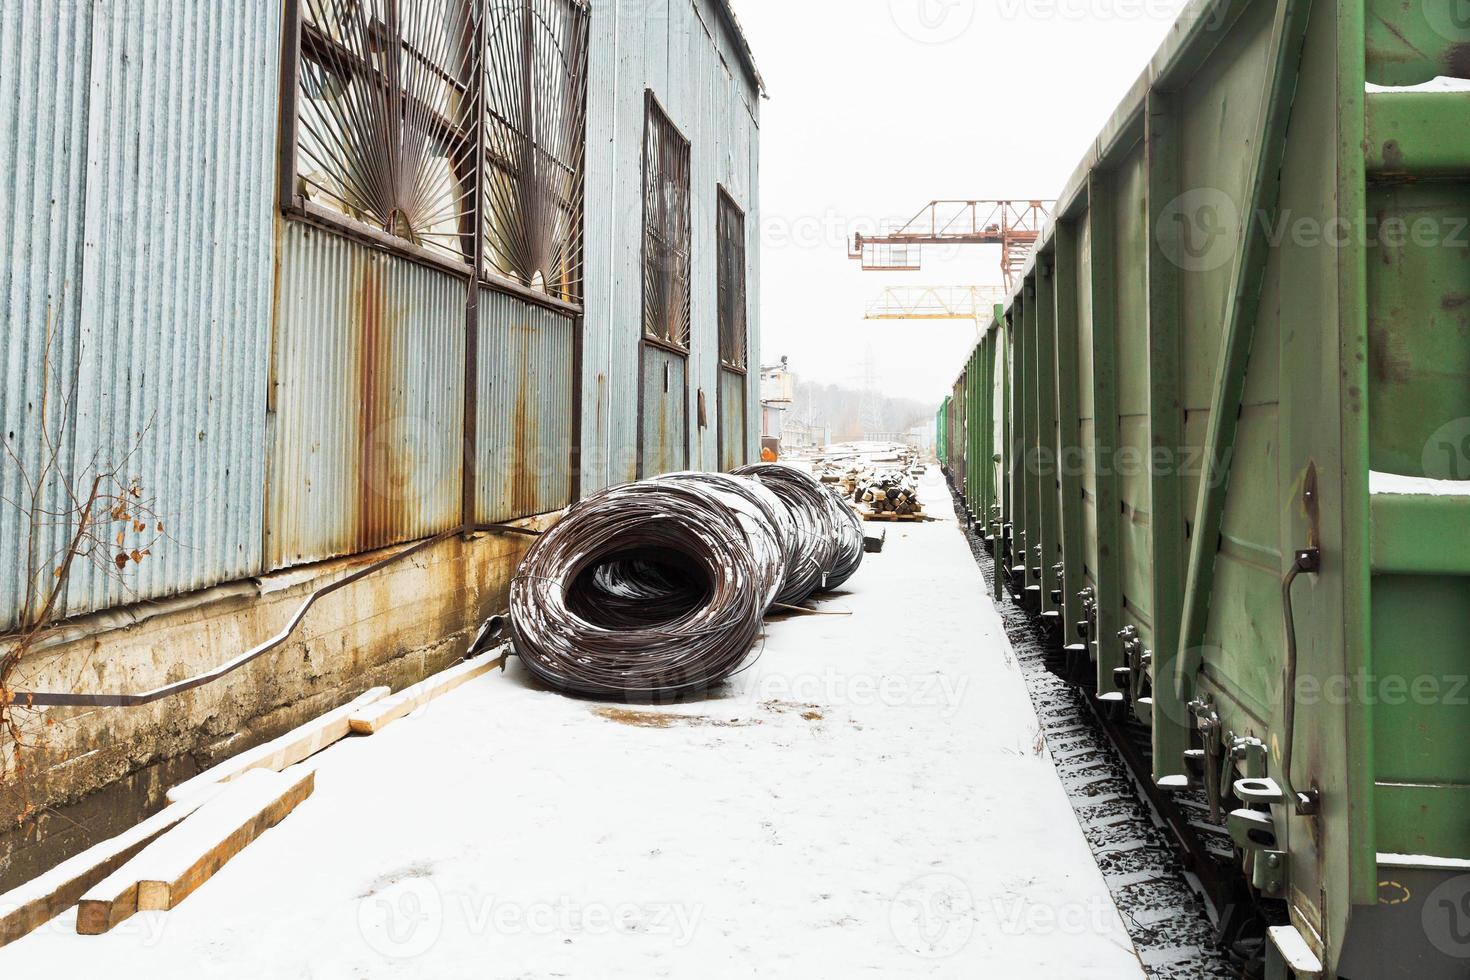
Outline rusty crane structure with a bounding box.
[847,199,1052,290]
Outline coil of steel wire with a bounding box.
[732,463,842,604]
[822,484,865,590]
[509,480,770,699]
[656,471,794,611]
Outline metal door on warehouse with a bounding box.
[718,367,747,471]
[639,342,690,477]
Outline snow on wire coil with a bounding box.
[509,480,774,699]
[733,463,863,603]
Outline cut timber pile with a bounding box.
[854,469,925,519]
[0,647,507,948]
[76,767,315,934]
[0,789,222,946]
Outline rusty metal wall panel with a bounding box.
[640,345,689,477]
[268,223,466,570]
[0,0,91,630]
[718,367,748,471]
[580,0,761,494]
[578,0,640,491]
[475,288,575,523]
[1,0,280,627]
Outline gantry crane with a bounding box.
[848,200,1053,290]
[864,285,1010,328]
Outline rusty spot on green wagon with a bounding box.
[1368,321,1413,385]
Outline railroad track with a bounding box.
[952,486,1248,980]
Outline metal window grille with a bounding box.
[481,0,589,303]
[292,0,588,302]
[641,95,692,350]
[716,187,747,370]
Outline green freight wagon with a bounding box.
[936,397,949,466]
[945,1,1470,976]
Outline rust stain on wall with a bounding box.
[510,326,532,519]
[354,256,404,551]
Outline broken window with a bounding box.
[641,95,692,350]
[716,188,747,370]
[292,0,589,302]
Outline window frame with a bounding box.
[715,185,748,373]
[639,90,693,353]
[277,0,589,317]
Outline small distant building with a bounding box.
[760,359,794,454]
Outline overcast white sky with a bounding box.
[733,0,1191,404]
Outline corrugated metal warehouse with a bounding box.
[0,0,762,888]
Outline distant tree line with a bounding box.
[786,379,936,444]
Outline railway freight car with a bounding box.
[946,1,1470,977]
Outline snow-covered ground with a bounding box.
[0,473,1144,978]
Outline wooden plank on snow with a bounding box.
[76,766,314,935]
[0,787,222,948]
[347,651,504,735]
[165,686,389,804]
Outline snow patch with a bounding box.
[1366,76,1470,94]
[0,481,1145,978]
[1369,470,1470,497]
[1379,852,1470,871]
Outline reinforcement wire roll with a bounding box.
[732,463,839,604]
[656,471,792,611]
[509,481,766,699]
[822,484,865,590]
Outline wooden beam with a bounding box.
[165,687,390,804]
[0,789,222,948]
[76,767,315,935]
[348,650,505,736]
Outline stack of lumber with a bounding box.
[854,469,924,519]
[0,646,506,948]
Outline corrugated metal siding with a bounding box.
[0,0,279,628]
[268,223,466,570]
[475,289,575,523]
[0,0,758,628]
[718,367,747,471]
[580,0,760,494]
[641,345,688,477]
[0,0,91,631]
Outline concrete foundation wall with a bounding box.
[0,517,555,892]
